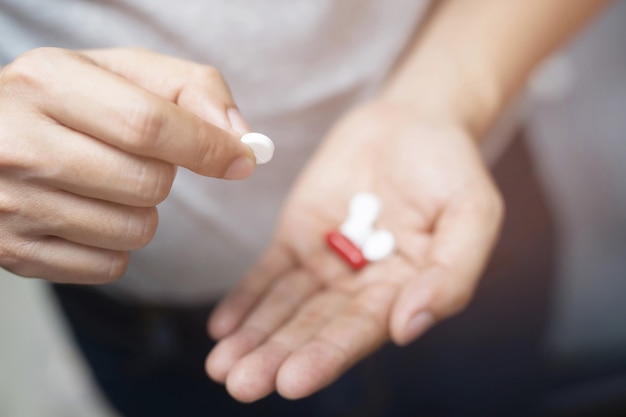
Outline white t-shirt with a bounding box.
[0,1,516,304]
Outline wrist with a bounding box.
[379,55,505,141]
[378,0,610,141]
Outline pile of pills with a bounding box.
[238,136,394,271]
[326,192,395,270]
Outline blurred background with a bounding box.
[1,2,625,416]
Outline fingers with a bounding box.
[15,123,176,207]
[21,188,158,251]
[82,48,250,134]
[390,187,504,345]
[276,284,394,399]
[209,243,295,339]
[207,269,319,382]
[211,284,394,402]
[220,291,346,402]
[4,47,255,179]
[1,236,129,284]
[0,179,157,282]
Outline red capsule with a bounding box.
[325,230,368,270]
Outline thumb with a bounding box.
[77,48,256,179]
[390,189,503,346]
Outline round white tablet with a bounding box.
[362,229,395,261]
[240,132,275,164]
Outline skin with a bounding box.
[206,0,612,403]
[0,0,611,405]
[0,48,256,283]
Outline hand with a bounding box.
[206,100,504,401]
[0,47,255,283]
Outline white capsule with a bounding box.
[339,192,380,247]
[348,192,381,225]
[362,229,395,261]
[340,219,373,248]
[241,132,275,164]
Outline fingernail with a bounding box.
[227,108,251,134]
[224,156,255,180]
[401,312,434,345]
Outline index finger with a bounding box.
[40,49,255,178]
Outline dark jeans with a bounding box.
[52,133,556,417]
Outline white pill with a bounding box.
[340,219,373,248]
[241,132,275,164]
[348,192,381,224]
[341,192,381,248]
[362,229,395,261]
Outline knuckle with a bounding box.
[0,188,20,217]
[0,125,46,176]
[0,240,38,277]
[196,134,223,172]
[122,98,166,150]
[0,246,18,272]
[194,65,225,84]
[134,160,176,205]
[191,65,233,103]
[101,251,130,283]
[123,207,159,249]
[1,47,65,91]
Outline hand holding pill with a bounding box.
[207,100,503,402]
[0,47,258,283]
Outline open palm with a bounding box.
[206,101,503,402]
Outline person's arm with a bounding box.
[383,0,611,138]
